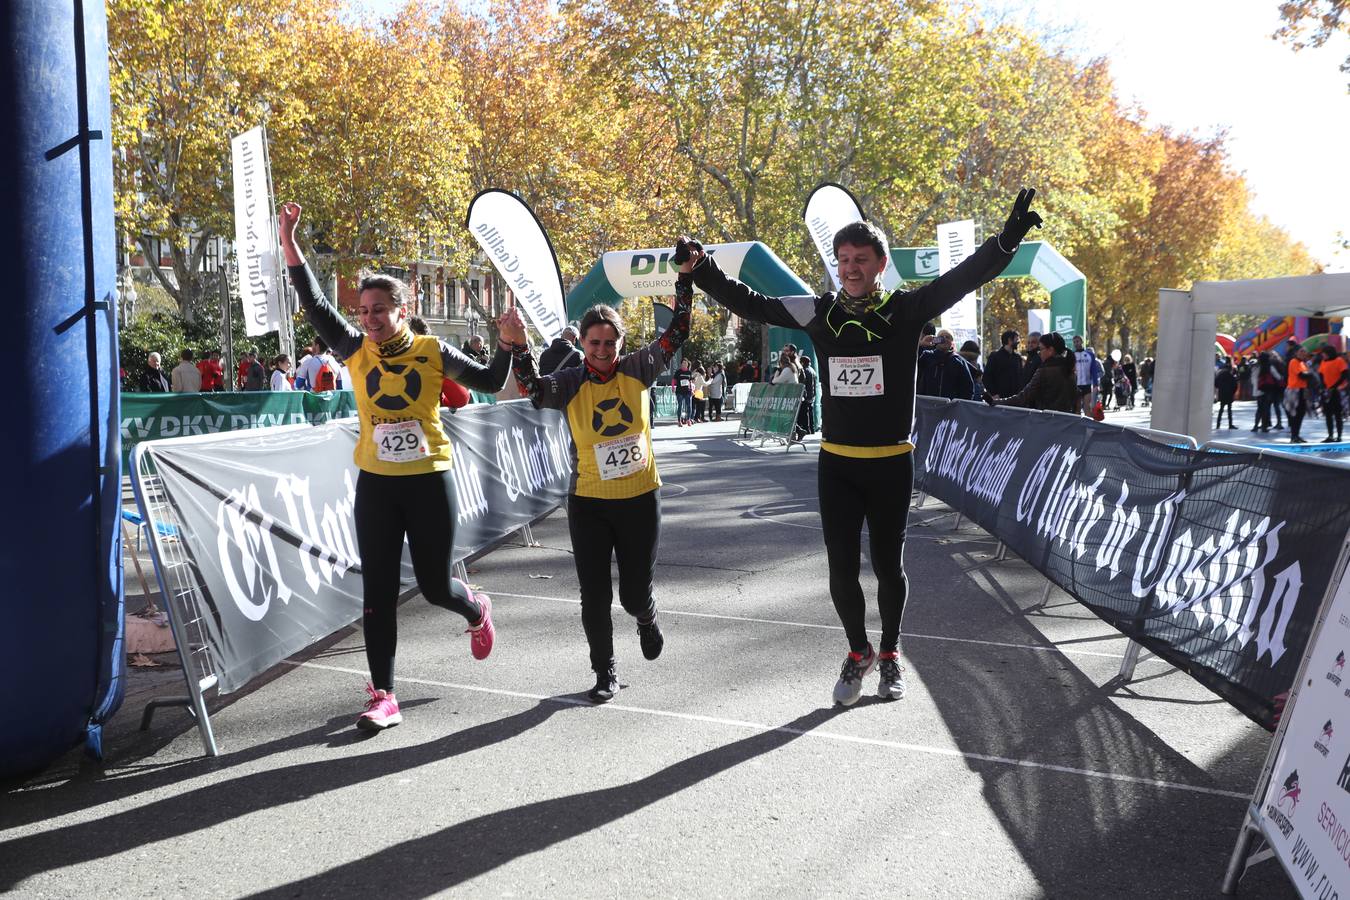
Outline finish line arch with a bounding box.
[566,241,817,368]
[566,238,1088,368]
[889,240,1088,342]
[1153,271,1350,443]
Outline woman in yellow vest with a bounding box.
[503,275,692,702]
[279,201,522,731]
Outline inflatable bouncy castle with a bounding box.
[1231,315,1344,358]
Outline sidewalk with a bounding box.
[1103,398,1350,459]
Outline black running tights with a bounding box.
[355,469,482,691]
[568,490,660,672]
[818,449,913,655]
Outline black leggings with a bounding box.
[568,490,660,671]
[818,449,913,655]
[1289,390,1308,439]
[1326,392,1344,438]
[355,468,482,691]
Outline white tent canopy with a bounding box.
[1152,272,1350,442]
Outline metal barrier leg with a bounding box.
[519,523,540,547]
[951,513,962,531]
[187,677,220,756]
[1222,820,1262,895]
[1117,641,1144,683]
[993,541,1007,561]
[141,697,190,731]
[1029,580,1053,611]
[915,492,927,509]
[140,689,219,757]
[454,560,469,582]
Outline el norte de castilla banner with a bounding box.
[137,400,571,694]
[912,397,1350,730]
[467,189,567,341]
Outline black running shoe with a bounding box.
[637,616,664,661]
[588,666,618,703]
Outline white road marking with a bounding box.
[286,660,1247,801]
[488,591,1134,660]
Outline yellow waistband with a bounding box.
[820,441,914,459]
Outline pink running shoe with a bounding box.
[466,590,495,660]
[357,683,402,731]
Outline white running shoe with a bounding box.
[832,644,876,706]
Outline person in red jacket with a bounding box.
[236,352,253,389]
[410,316,472,408]
[197,349,224,392]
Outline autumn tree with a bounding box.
[437,0,691,331]
[1276,0,1350,85]
[272,3,474,278]
[574,0,989,289]
[108,0,334,319]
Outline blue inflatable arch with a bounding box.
[1,0,124,777]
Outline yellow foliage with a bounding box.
[107,0,1323,355]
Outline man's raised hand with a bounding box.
[497,307,528,347]
[999,188,1043,249]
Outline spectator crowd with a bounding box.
[126,317,1344,447]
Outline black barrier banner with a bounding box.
[141,400,571,693]
[913,398,1350,730]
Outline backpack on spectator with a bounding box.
[312,360,336,392]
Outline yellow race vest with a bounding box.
[565,370,661,500]
[347,333,451,475]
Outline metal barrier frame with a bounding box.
[737,420,808,452]
[130,413,557,757]
[913,399,1201,685]
[130,442,221,756]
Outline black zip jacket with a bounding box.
[538,338,583,376]
[690,236,1015,446]
[984,346,1023,397]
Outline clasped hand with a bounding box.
[497,307,528,347]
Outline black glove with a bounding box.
[999,188,1043,249]
[672,236,703,265]
[983,392,997,407]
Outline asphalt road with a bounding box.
[1,419,1297,898]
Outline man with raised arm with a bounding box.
[676,189,1043,706]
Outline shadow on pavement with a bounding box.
[244,706,843,898]
[0,698,565,890]
[910,554,1293,898]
